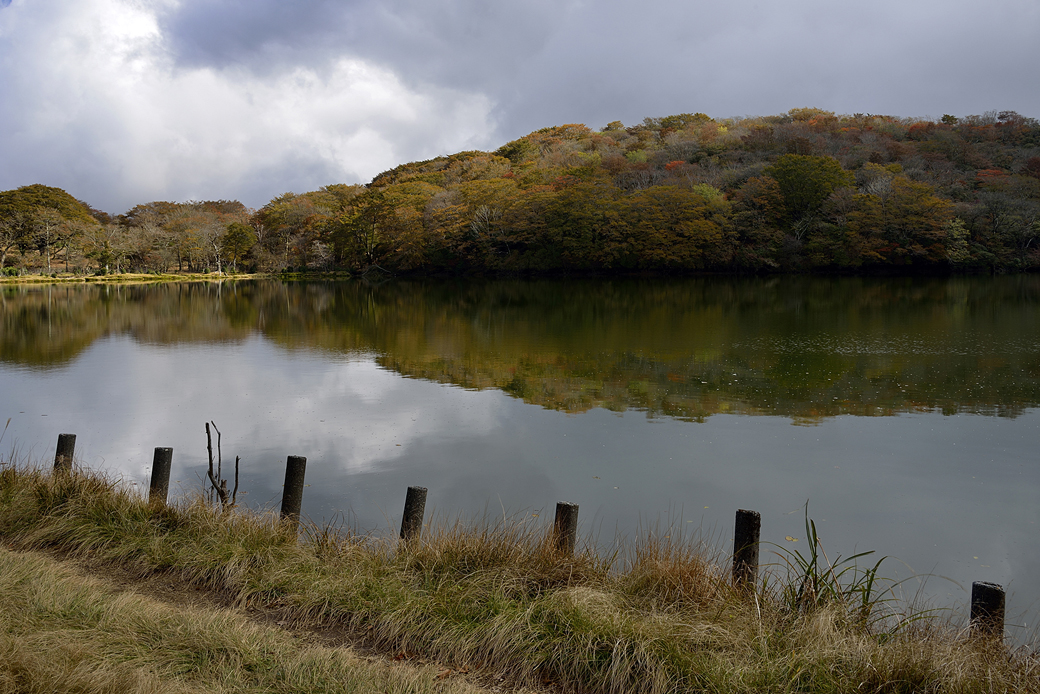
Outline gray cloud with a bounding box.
[1,0,1038,213]
[483,0,1040,134]
[156,0,1040,131]
[158,0,565,90]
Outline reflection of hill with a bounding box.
[355,278,1040,421]
[2,278,1039,421]
[0,283,257,368]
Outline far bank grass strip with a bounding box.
[0,548,488,694]
[0,269,353,285]
[0,272,266,285]
[0,465,1036,693]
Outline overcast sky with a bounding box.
[2,0,1038,214]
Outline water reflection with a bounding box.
[1,277,1038,641]
[3,276,1039,420]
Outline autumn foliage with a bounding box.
[3,109,1040,275]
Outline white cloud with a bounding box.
[2,0,1038,212]
[0,0,495,212]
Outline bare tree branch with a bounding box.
[205,422,229,508]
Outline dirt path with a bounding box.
[18,546,547,694]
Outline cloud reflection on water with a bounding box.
[1,277,1038,640]
[1,329,1038,638]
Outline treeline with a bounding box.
[0,187,254,275]
[3,108,1039,276]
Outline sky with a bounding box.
[1,0,1038,215]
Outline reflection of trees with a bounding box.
[1,285,102,367]
[2,277,1039,421]
[0,283,258,367]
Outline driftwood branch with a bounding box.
[205,421,233,508]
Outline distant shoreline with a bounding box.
[0,271,289,285]
[1,266,1030,286]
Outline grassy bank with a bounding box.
[0,548,490,694]
[0,271,267,285]
[0,270,360,285]
[0,463,1035,693]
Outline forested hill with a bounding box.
[340,109,1040,274]
[3,109,1040,276]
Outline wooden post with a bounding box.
[53,433,76,472]
[553,501,579,556]
[970,581,1005,639]
[279,456,307,527]
[732,509,761,589]
[148,447,174,504]
[400,486,427,541]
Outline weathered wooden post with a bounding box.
[970,581,1005,639]
[53,433,76,472]
[400,486,428,541]
[553,501,579,556]
[279,456,307,528]
[148,447,174,504]
[732,509,761,590]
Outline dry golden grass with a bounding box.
[0,463,1037,693]
[0,548,494,694]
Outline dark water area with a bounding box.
[1,276,1038,639]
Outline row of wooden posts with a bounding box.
[52,433,1008,640]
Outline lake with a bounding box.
[1,276,1038,637]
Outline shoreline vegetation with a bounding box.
[2,109,1040,279]
[0,269,359,285]
[0,459,1037,692]
[0,271,268,284]
[0,270,309,285]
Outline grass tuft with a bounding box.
[0,462,1037,692]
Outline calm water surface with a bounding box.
[1,277,1038,636]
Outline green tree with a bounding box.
[620,185,735,270]
[257,194,296,267]
[222,223,257,271]
[945,218,971,265]
[0,184,97,224]
[731,176,786,269]
[841,176,954,266]
[534,182,623,270]
[0,209,31,268]
[327,191,394,270]
[766,154,855,220]
[31,208,65,273]
[0,184,99,271]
